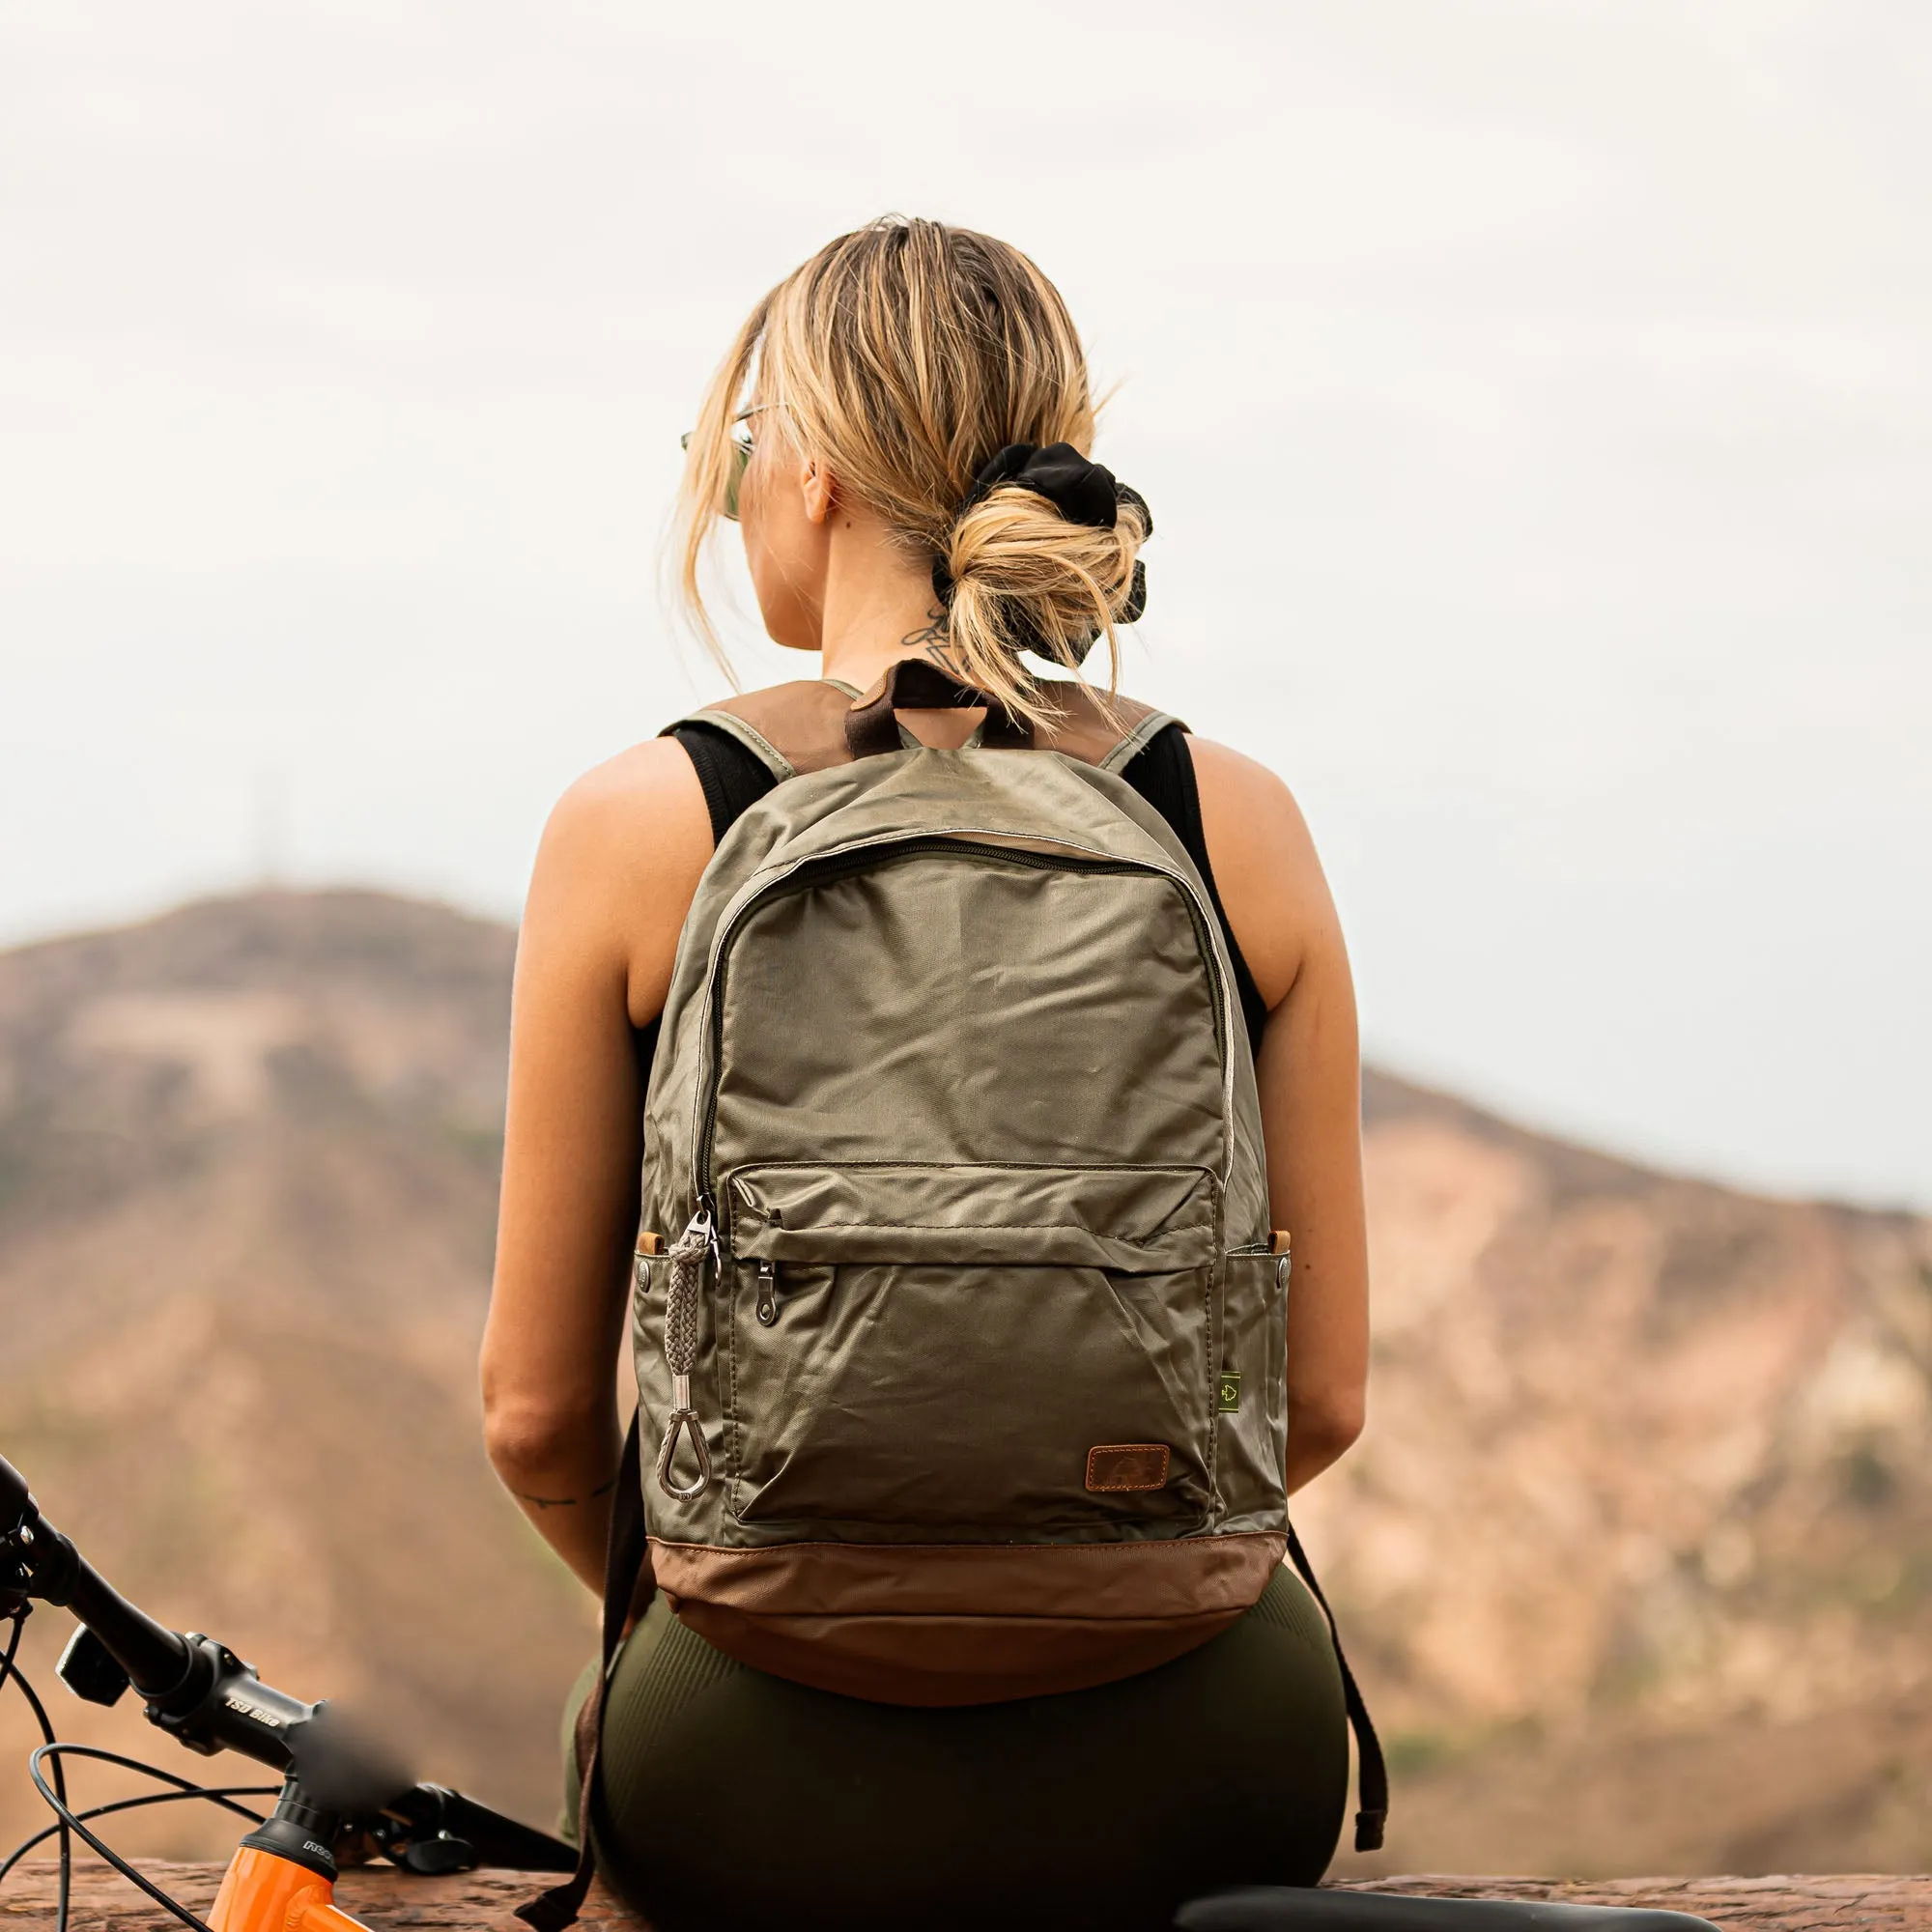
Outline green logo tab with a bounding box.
[1216,1372,1241,1414]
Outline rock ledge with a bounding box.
[2,1864,1927,1929]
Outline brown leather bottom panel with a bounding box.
[647,1530,1285,1704]
[649,1529,1282,1618]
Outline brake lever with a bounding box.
[343,1784,576,1876]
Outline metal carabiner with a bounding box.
[654,1409,710,1500]
[654,1370,712,1500]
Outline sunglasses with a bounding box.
[679,407,763,522]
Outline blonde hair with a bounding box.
[675,216,1147,724]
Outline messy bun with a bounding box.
[937,464,1149,711]
[676,216,1149,724]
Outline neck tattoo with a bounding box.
[897,607,962,677]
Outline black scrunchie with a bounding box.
[931,441,1151,662]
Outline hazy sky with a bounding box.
[2,1,1926,1207]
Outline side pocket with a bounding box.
[1219,1248,1291,1511]
[630,1241,666,1475]
[1266,1249,1289,1462]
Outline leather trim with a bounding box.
[697,681,857,778]
[647,1529,1284,1620]
[666,677,1182,781]
[845,659,1032,759]
[1016,682,1169,770]
[1085,1444,1172,1492]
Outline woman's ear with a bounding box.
[800,457,837,526]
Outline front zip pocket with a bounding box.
[691,834,1233,1216]
[722,1161,1221,1532]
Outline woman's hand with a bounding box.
[480,739,712,1592]
[1191,738,1370,1493]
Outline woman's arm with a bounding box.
[1190,737,1370,1494]
[480,740,713,1592]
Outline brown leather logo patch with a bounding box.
[1085,1443,1171,1492]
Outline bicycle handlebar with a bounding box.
[4,1451,578,1879]
[3,1451,307,1768]
[1,1460,192,1698]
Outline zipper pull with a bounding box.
[755,1260,780,1327]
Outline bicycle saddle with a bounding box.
[1177,1891,1720,1932]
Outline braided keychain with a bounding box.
[653,1216,714,1499]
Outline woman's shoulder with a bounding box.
[1184,735,1340,1012]
[532,735,712,928]
[522,736,715,1024]
[549,733,707,838]
[539,675,838,857]
[1185,733,1305,824]
[1185,735,1322,917]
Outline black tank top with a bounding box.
[634,720,1270,1080]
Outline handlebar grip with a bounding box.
[0,1452,192,1697]
[0,1455,30,1534]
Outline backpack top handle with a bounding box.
[844,659,1036,759]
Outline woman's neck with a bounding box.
[811,508,953,697]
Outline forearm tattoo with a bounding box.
[514,1472,618,1511]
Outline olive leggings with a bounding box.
[564,1564,1349,1932]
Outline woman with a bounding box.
[480,217,1371,1932]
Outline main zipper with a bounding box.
[687,832,1235,1241]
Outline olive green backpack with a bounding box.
[523,664,1384,1931]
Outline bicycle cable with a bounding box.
[1,1609,70,1931]
[2,1608,272,1932]
[31,1745,234,1932]
[0,1776,274,1881]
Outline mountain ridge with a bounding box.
[1,890,1925,1875]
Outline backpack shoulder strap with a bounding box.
[661,679,860,782]
[1031,682,1183,773]
[666,674,1180,784]
[1287,1523,1390,1854]
[668,720,781,844]
[517,1415,652,1931]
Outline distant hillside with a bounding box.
[0,892,577,1858]
[1,892,1927,1875]
[1330,1075,1932,1875]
